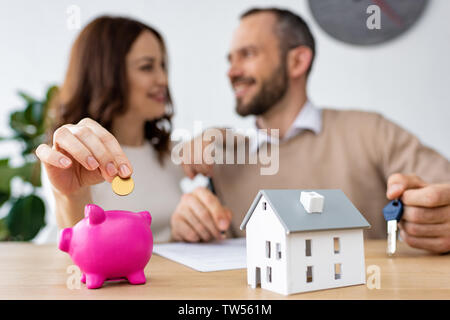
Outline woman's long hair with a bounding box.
[48,16,173,163]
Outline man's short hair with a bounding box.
[240,7,316,76]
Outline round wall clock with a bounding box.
[308,0,429,45]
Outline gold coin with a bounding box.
[111,176,134,196]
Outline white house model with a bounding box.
[240,189,371,295]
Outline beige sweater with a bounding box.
[212,109,450,239]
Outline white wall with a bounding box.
[245,195,288,294]
[1,0,449,161]
[287,229,366,294]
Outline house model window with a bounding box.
[334,237,340,254]
[265,241,271,258]
[334,263,342,280]
[306,266,313,283]
[305,239,311,256]
[263,202,267,210]
[276,243,281,260]
[267,266,272,283]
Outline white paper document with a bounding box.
[153,237,247,272]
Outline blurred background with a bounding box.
[0,0,449,241]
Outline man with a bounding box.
[171,7,450,253]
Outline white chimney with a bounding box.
[300,191,324,213]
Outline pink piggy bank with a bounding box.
[59,204,153,289]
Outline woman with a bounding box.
[36,16,183,243]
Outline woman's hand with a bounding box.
[36,118,133,197]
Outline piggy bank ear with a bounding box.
[139,211,152,226]
[85,204,106,225]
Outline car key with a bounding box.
[383,199,404,256]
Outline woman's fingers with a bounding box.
[47,118,133,183]
[78,118,133,178]
[35,144,72,169]
[64,125,119,181]
[53,126,100,171]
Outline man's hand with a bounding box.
[180,129,226,179]
[180,133,214,179]
[387,173,450,254]
[171,187,232,242]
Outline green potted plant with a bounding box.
[0,86,58,241]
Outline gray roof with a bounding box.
[240,189,371,233]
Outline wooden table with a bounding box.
[0,240,449,300]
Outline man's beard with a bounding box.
[235,62,288,117]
